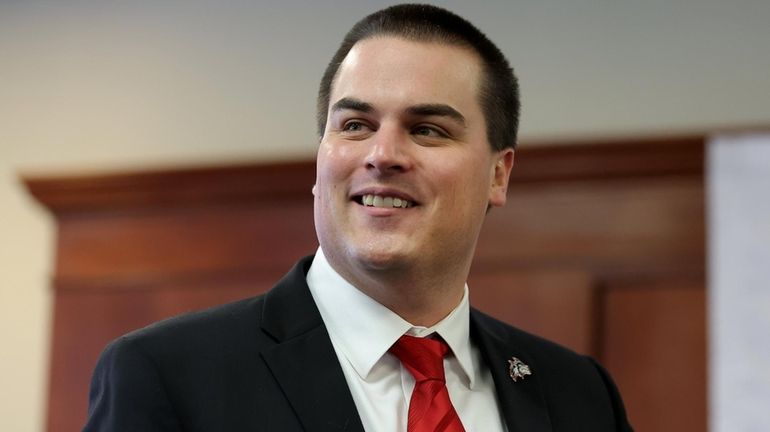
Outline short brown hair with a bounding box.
[316,3,520,150]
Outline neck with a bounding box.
[328,254,471,327]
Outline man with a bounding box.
[84,4,633,431]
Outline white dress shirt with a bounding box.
[307,248,507,432]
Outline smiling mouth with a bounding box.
[353,194,414,209]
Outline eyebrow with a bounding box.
[330,97,374,114]
[330,98,466,127]
[406,104,466,127]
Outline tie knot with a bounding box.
[389,334,450,382]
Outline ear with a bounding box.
[488,149,514,208]
[311,184,317,196]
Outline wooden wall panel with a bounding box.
[55,202,316,281]
[603,281,707,432]
[47,200,317,432]
[469,171,706,431]
[469,270,597,356]
[23,136,707,432]
[476,178,705,277]
[48,278,275,432]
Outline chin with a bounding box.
[350,242,413,272]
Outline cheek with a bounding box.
[316,145,344,191]
[436,158,492,204]
[317,141,359,182]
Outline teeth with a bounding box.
[361,194,412,208]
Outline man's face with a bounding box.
[314,36,513,282]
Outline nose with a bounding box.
[365,124,413,174]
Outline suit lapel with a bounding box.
[260,257,365,432]
[471,309,553,432]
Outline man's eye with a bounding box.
[413,126,444,137]
[342,121,367,132]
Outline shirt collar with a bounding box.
[306,247,477,388]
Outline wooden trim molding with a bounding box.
[23,134,704,215]
[23,161,317,215]
[511,135,704,184]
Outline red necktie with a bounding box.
[389,335,466,432]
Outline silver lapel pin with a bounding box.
[508,357,532,382]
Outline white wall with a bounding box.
[708,134,770,432]
[1,1,769,430]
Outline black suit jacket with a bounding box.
[84,256,633,431]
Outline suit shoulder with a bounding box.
[471,308,633,430]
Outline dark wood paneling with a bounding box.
[469,269,597,355]
[603,280,707,432]
[477,177,705,277]
[23,136,707,432]
[55,202,316,280]
[48,276,277,432]
[511,135,703,183]
[24,161,317,215]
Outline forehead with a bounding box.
[331,36,484,112]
